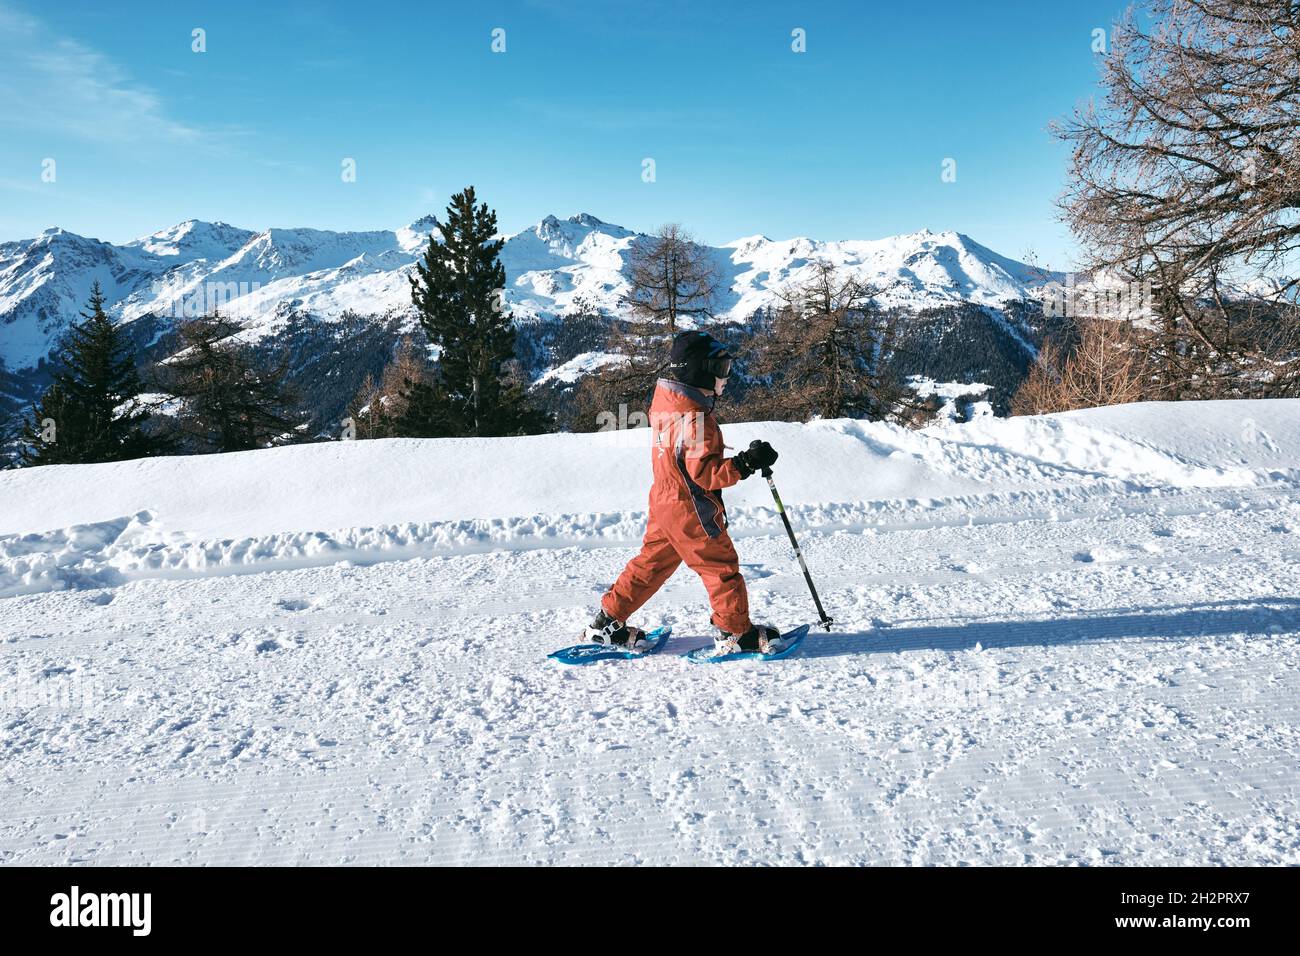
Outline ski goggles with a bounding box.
[703,353,733,379]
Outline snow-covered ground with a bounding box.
[1,400,1298,864]
[908,376,996,421]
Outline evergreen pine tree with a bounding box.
[159,314,303,453]
[18,381,76,465]
[18,282,161,466]
[405,186,549,437]
[0,357,16,468]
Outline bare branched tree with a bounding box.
[622,223,722,335]
[569,225,724,430]
[1055,0,1300,401]
[741,260,914,422]
[346,336,428,438]
[1012,318,1148,415]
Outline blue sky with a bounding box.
[0,0,1130,268]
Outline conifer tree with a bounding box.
[0,357,16,468]
[18,282,160,466]
[17,381,74,465]
[159,314,302,453]
[405,186,549,437]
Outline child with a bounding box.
[584,330,781,654]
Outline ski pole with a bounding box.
[762,466,833,631]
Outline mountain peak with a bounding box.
[725,234,773,250]
[535,213,584,242]
[129,219,255,259]
[529,213,635,246]
[535,212,622,231]
[396,215,440,253]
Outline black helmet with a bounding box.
[666,330,733,390]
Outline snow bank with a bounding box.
[2,399,1297,598]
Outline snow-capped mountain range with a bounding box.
[0,213,1061,373]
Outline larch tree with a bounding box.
[1055,0,1300,402]
[570,224,723,430]
[742,260,911,423]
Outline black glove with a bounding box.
[733,439,778,479]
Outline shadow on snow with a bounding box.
[784,598,1300,659]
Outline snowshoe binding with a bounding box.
[584,609,649,650]
[714,623,781,656]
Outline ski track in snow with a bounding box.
[2,486,1298,865]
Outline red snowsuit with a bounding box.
[601,378,751,635]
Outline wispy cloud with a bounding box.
[0,3,199,144]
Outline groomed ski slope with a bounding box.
[1,400,1298,865]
